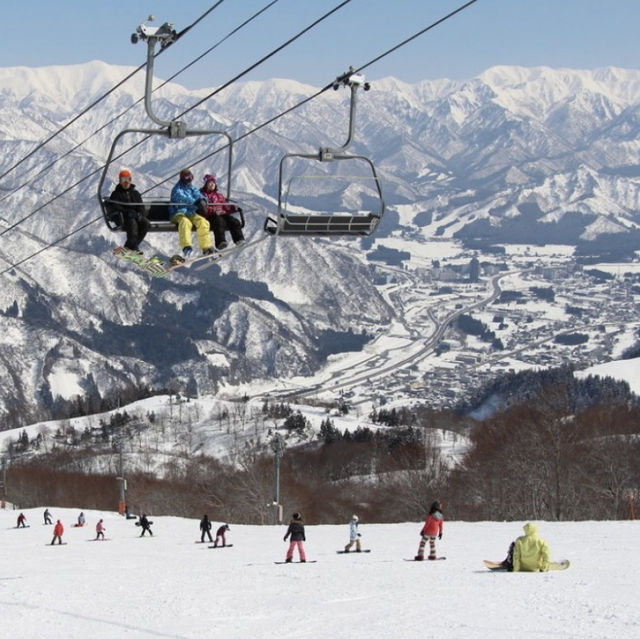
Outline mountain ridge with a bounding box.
[0,61,639,424]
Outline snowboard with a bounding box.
[47,542,68,546]
[336,549,371,554]
[483,559,570,572]
[113,246,224,278]
[15,525,30,528]
[208,544,234,549]
[274,560,317,564]
[88,538,110,541]
[404,557,446,561]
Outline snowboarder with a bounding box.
[106,168,149,254]
[199,174,245,250]
[500,522,551,572]
[344,514,362,552]
[43,508,52,525]
[51,520,64,545]
[95,519,106,541]
[283,512,306,563]
[200,515,213,543]
[415,501,444,561]
[214,523,230,547]
[138,513,153,537]
[169,168,213,261]
[17,512,27,528]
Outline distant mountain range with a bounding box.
[0,61,639,425]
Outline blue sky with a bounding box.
[2,0,640,89]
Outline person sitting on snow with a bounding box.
[500,522,550,572]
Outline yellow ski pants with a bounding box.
[170,213,212,251]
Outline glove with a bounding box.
[196,198,208,215]
[438,533,443,540]
[283,537,287,542]
[357,533,362,537]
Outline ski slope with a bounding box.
[1,508,638,638]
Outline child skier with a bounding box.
[283,512,306,563]
[214,523,230,547]
[344,514,362,552]
[138,513,153,537]
[95,519,106,541]
[415,501,444,560]
[200,515,213,543]
[51,520,64,545]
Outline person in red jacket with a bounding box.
[51,520,64,545]
[16,512,27,528]
[200,174,245,250]
[415,501,444,560]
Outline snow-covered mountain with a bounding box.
[1,61,639,424]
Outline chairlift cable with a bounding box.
[0,0,280,209]
[1,0,478,275]
[0,1,228,187]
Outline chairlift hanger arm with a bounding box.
[321,66,371,157]
[131,17,180,128]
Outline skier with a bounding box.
[415,501,444,561]
[214,523,230,547]
[107,168,149,254]
[344,514,362,552]
[169,168,213,262]
[138,513,153,537]
[199,174,245,250]
[283,512,306,563]
[500,522,551,572]
[75,512,86,527]
[200,515,213,543]
[43,508,52,525]
[17,512,27,528]
[51,520,64,545]
[95,519,106,541]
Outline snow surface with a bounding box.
[1,507,639,638]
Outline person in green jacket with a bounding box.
[502,522,550,572]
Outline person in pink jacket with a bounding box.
[200,174,245,250]
[415,501,444,560]
[95,519,106,541]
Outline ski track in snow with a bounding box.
[1,508,639,638]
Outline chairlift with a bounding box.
[97,18,243,234]
[264,67,385,237]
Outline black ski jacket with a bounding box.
[284,520,305,542]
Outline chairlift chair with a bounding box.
[97,19,242,234]
[265,68,385,237]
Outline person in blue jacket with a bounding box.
[169,168,214,262]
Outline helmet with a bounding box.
[292,512,301,520]
[352,514,359,521]
[119,168,132,179]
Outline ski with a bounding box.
[404,557,446,561]
[208,544,234,549]
[336,549,371,554]
[274,560,317,564]
[483,559,570,571]
[46,543,68,546]
[113,246,225,278]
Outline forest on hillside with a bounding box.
[4,368,640,523]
